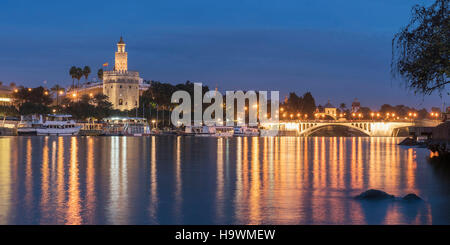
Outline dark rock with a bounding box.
[354,189,395,200]
[402,193,423,201]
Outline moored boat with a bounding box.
[233,126,260,136]
[36,114,81,136]
[17,115,43,136]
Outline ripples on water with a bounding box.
[0,136,449,225]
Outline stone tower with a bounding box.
[115,36,128,72]
[103,37,140,111]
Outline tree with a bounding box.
[302,92,316,117]
[83,66,91,82]
[76,67,83,88]
[69,66,77,88]
[339,103,346,112]
[392,0,449,95]
[92,93,113,120]
[285,92,303,113]
[97,69,103,81]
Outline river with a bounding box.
[0,136,448,224]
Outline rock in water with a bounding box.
[402,193,423,201]
[355,189,395,200]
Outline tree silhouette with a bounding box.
[392,0,449,95]
[69,66,77,88]
[97,68,103,81]
[83,66,91,82]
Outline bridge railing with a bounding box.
[278,119,418,123]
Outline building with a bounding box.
[67,37,148,110]
[351,98,360,113]
[324,100,337,118]
[103,37,140,110]
[0,82,15,106]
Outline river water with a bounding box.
[0,136,449,224]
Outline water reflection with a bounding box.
[0,136,445,224]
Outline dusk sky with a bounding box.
[0,0,447,110]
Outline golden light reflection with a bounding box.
[40,137,50,223]
[66,137,81,225]
[56,137,65,224]
[149,136,158,222]
[248,137,261,224]
[86,137,95,223]
[174,136,182,222]
[25,139,33,216]
[232,137,430,224]
[0,138,12,224]
[216,138,224,222]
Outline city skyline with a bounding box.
[0,0,447,110]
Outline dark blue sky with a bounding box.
[0,0,446,109]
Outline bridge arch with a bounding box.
[299,123,371,136]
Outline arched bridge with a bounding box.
[271,120,440,137]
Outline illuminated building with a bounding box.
[67,37,149,110]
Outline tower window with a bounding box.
[119,99,123,105]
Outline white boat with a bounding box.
[233,126,260,136]
[185,125,234,137]
[213,126,234,137]
[36,114,81,136]
[17,115,43,135]
[103,117,151,136]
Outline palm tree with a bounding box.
[76,67,83,88]
[83,66,91,82]
[69,66,77,88]
[97,69,103,81]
